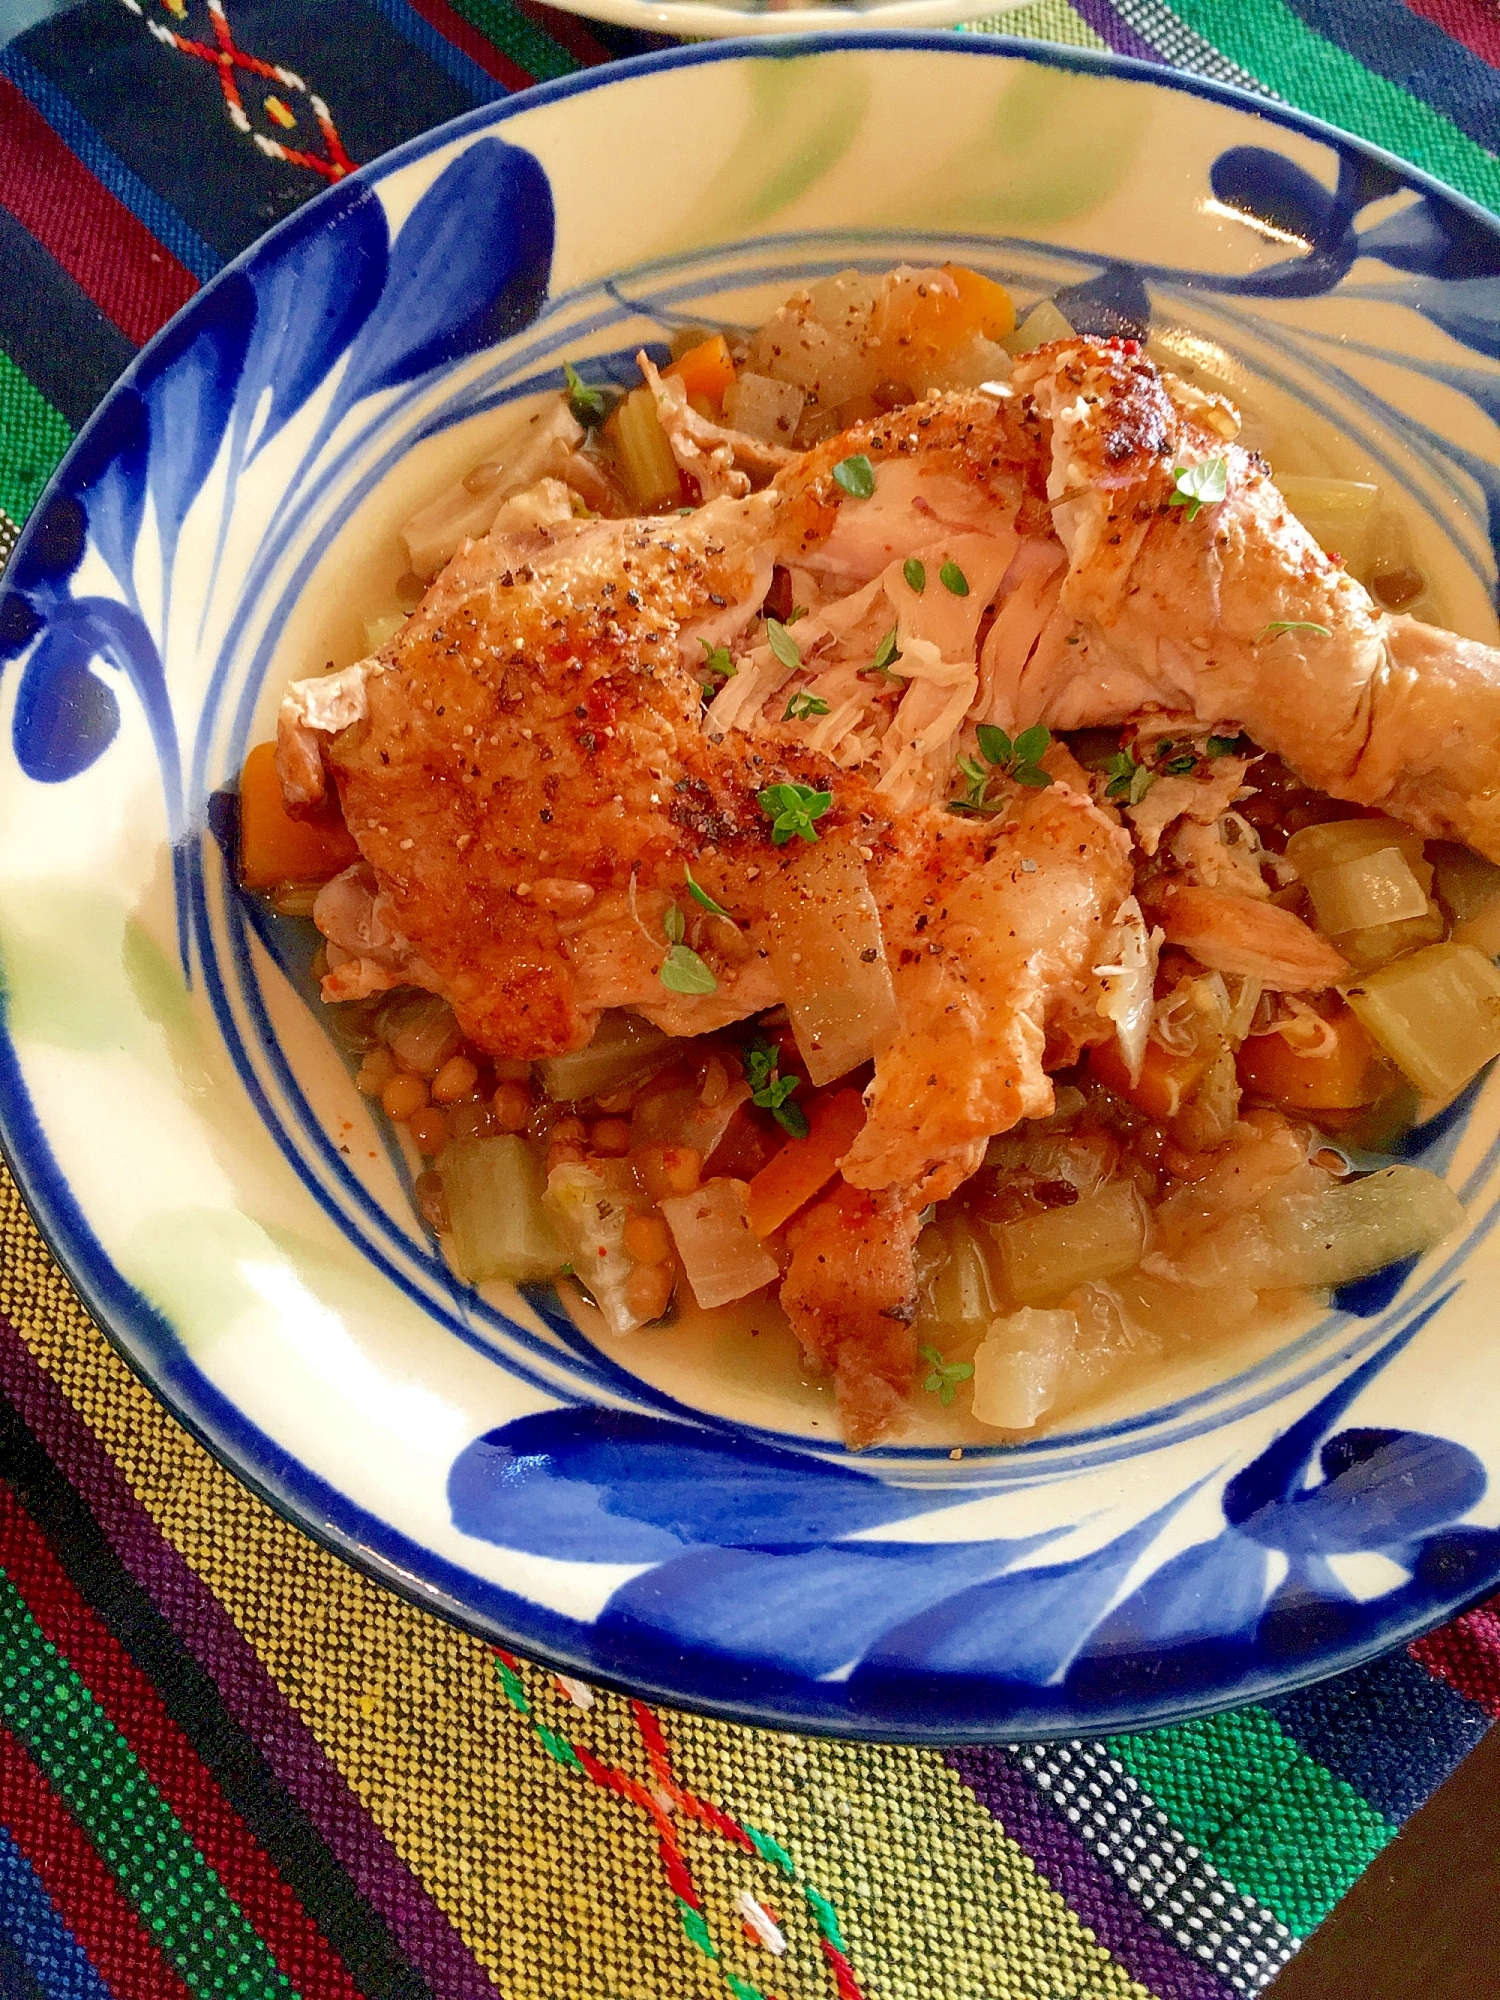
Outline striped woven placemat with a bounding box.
[2,5,1500,1996]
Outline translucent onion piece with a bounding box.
[381,992,464,1078]
[971,1308,1077,1429]
[914,1214,1001,1344]
[659,1177,780,1310]
[764,843,898,1085]
[1345,943,1500,1100]
[544,1159,649,1335]
[400,398,583,578]
[1093,896,1158,1086]
[1261,1165,1463,1290]
[1304,847,1429,935]
[539,1012,669,1103]
[631,1076,751,1160]
[993,1180,1147,1307]
[722,372,804,446]
[443,1135,566,1285]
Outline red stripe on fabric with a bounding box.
[510,0,613,70]
[1410,1596,1500,1715]
[0,74,197,344]
[0,1485,368,2000]
[0,1723,196,2000]
[1402,0,1500,67]
[401,0,535,89]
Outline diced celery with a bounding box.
[1285,815,1430,890]
[1332,906,1445,974]
[992,1180,1146,1306]
[539,1011,669,1103]
[1277,474,1380,576]
[1304,847,1429,935]
[443,1135,565,1285]
[543,1159,648,1334]
[1262,1165,1463,1289]
[971,1308,1076,1429]
[1001,300,1076,356]
[611,386,679,509]
[1344,943,1500,1099]
[915,1214,1002,1346]
[659,1178,779,1310]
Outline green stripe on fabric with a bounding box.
[1164,0,1500,217]
[965,0,1106,45]
[0,353,73,525]
[443,0,580,83]
[0,1571,298,2000]
[1108,1707,1394,1934]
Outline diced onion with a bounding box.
[539,1012,669,1102]
[1304,847,1429,935]
[401,398,583,578]
[722,372,804,445]
[631,1075,751,1160]
[971,1308,1077,1429]
[1344,942,1500,1100]
[443,1135,565,1285]
[544,1159,650,1335]
[993,1180,1146,1307]
[659,1177,780,1309]
[1093,896,1158,1086]
[764,843,898,1085]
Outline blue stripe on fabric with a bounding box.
[0,46,220,283]
[0,1924,49,2000]
[1282,0,1500,154]
[1265,1649,1493,1825]
[363,0,512,103]
[0,1826,114,2000]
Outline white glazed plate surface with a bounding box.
[6,36,1500,1740]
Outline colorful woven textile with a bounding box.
[2,3,1500,1995]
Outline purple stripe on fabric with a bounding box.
[0,1317,500,2000]
[945,1746,1238,2000]
[1069,0,1167,63]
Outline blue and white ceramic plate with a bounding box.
[6,36,1500,1742]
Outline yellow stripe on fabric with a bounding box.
[0,1165,1149,2000]
[965,0,1107,46]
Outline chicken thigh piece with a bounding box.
[994,340,1500,861]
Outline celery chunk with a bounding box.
[443,1135,565,1285]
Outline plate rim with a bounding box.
[6,27,1500,1742]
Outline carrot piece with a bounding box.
[237,739,359,891]
[745,1087,867,1239]
[943,264,1016,343]
[1237,1005,1390,1111]
[665,334,736,409]
[1088,1035,1211,1122]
